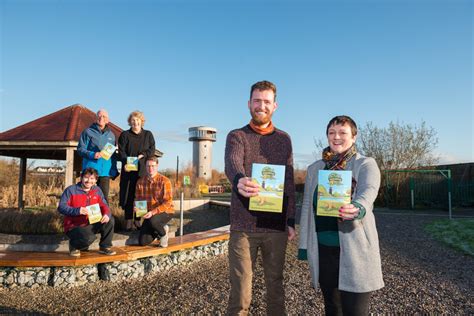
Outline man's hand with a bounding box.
[94,152,102,159]
[288,226,296,241]
[79,207,88,215]
[237,177,260,198]
[100,214,110,224]
[143,211,154,219]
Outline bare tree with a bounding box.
[358,120,439,170]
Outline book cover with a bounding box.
[134,200,148,218]
[100,142,116,161]
[86,203,102,224]
[126,156,139,171]
[249,163,285,213]
[316,170,352,217]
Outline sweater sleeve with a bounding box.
[298,165,314,260]
[352,157,381,214]
[57,187,81,216]
[141,131,156,158]
[285,138,296,228]
[224,131,246,187]
[77,129,94,160]
[118,132,128,163]
[153,178,174,215]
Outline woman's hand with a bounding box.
[339,204,360,221]
[237,177,259,197]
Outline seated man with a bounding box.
[134,157,174,247]
[58,167,116,257]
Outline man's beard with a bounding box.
[250,110,272,126]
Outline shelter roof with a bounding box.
[0,104,122,141]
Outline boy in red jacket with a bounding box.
[58,167,115,257]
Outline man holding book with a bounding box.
[77,109,119,201]
[58,167,116,257]
[134,157,174,247]
[224,80,296,315]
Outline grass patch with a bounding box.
[0,204,126,235]
[424,218,474,256]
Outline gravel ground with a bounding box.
[0,212,473,314]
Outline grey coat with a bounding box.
[298,153,384,293]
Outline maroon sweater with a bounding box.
[225,125,296,232]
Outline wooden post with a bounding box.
[65,148,74,187]
[18,157,27,210]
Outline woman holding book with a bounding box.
[118,111,156,231]
[298,115,384,315]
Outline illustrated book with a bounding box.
[86,203,102,224]
[100,142,116,160]
[126,157,139,171]
[249,163,285,213]
[134,200,148,218]
[316,170,352,217]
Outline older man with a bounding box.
[77,109,118,201]
[225,80,296,315]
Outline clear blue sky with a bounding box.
[1,0,472,172]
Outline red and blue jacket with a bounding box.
[57,183,110,233]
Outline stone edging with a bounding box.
[0,240,229,288]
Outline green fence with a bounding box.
[383,169,474,216]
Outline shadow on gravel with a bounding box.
[173,206,229,235]
[0,305,47,315]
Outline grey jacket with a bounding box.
[298,153,384,293]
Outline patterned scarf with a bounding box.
[249,120,275,135]
[322,145,358,196]
[322,144,357,170]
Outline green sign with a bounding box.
[183,175,191,186]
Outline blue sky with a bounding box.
[1,0,472,172]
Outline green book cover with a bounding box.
[100,142,116,160]
[316,170,352,217]
[126,156,139,171]
[134,200,148,217]
[249,163,285,213]
[86,203,102,224]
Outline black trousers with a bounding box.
[138,213,172,246]
[318,244,371,316]
[66,216,115,250]
[97,176,110,202]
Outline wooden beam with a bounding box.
[65,148,74,187]
[18,157,27,210]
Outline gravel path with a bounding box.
[0,212,472,314]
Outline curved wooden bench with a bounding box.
[0,226,230,267]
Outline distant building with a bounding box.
[33,166,65,174]
[188,126,216,180]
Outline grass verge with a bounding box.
[424,218,474,256]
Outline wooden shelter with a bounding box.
[0,104,123,210]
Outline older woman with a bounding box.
[118,111,155,231]
[298,115,384,315]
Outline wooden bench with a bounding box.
[0,226,230,267]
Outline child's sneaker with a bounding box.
[160,225,169,248]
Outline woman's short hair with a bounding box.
[127,111,146,127]
[326,115,358,136]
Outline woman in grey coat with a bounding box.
[298,115,384,315]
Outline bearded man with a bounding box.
[224,80,296,315]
